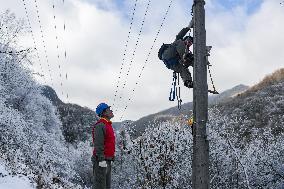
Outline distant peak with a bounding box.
[41,85,63,106]
[234,84,249,88]
[249,68,284,92]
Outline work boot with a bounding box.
[184,80,193,88]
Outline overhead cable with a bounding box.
[21,0,46,83]
[114,0,152,113]
[33,0,54,86]
[112,0,139,109]
[119,0,174,121]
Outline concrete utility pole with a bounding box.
[192,0,209,188]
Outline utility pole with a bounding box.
[192,0,209,188]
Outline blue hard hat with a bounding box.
[96,103,110,116]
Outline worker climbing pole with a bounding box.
[192,0,209,188]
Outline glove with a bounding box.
[188,19,193,28]
[98,161,107,168]
[188,117,194,126]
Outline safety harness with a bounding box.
[169,72,182,109]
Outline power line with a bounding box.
[33,0,54,86]
[62,0,69,101]
[119,0,174,121]
[112,0,139,109]
[52,0,65,97]
[115,0,152,113]
[21,0,46,84]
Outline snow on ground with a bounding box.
[0,161,34,189]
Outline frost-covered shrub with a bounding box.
[113,120,193,189]
[0,10,84,188]
[113,102,283,189]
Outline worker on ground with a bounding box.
[158,19,194,88]
[92,103,115,189]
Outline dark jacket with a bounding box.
[162,27,191,63]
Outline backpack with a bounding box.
[158,43,171,60]
[158,43,179,69]
[163,57,179,69]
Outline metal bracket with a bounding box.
[206,46,212,56]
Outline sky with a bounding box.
[0,0,283,122]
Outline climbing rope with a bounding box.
[176,73,182,109]
[169,72,177,101]
[169,72,182,109]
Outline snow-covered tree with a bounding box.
[0,10,87,188]
[113,91,284,188]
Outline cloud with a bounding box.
[0,0,283,121]
[207,0,284,90]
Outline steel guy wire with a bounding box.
[119,0,174,121]
[21,0,46,84]
[114,0,152,113]
[52,0,65,97]
[112,0,138,109]
[33,0,54,86]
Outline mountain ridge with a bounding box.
[126,84,249,137]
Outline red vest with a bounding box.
[92,118,115,158]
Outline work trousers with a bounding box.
[171,62,192,85]
[92,158,112,189]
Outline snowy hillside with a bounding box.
[127,84,249,138]
[0,10,283,189]
[0,11,93,188]
[113,69,284,188]
[41,85,128,144]
[216,68,284,140]
[0,161,34,189]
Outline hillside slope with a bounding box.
[42,86,98,144]
[113,68,284,189]
[216,68,284,141]
[41,86,125,143]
